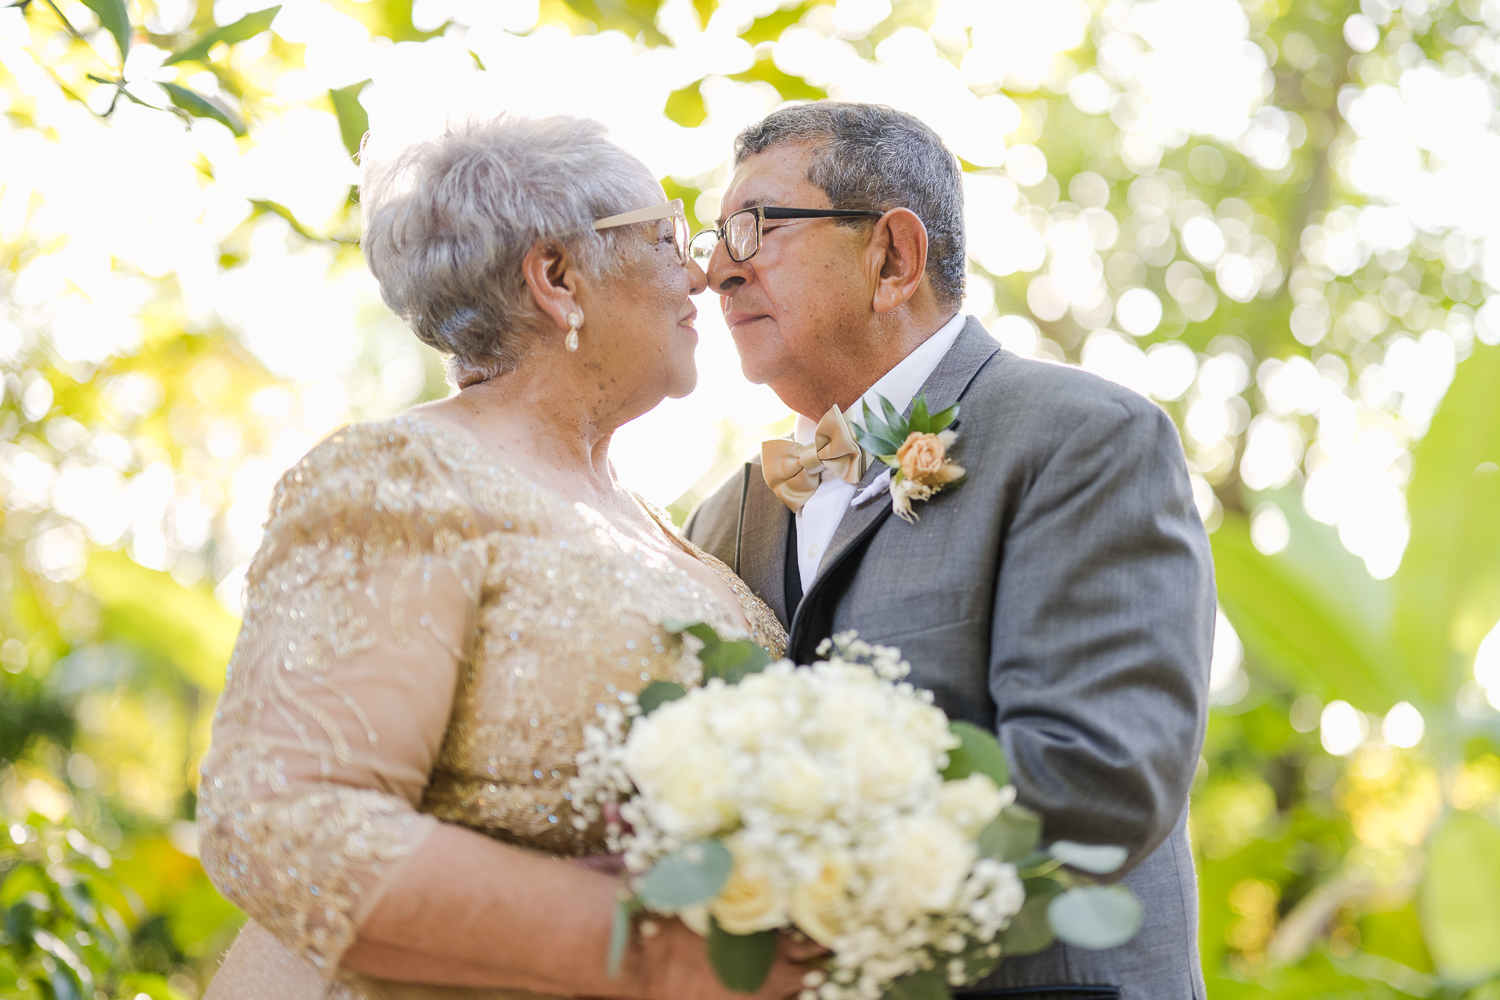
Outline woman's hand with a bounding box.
[633,918,820,1000]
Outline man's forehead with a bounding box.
[717,146,826,223]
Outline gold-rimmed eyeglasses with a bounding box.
[594,198,691,266]
[688,206,885,265]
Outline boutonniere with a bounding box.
[852,393,965,522]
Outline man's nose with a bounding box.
[705,243,748,293]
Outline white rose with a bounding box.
[711,840,788,934]
[883,817,976,916]
[760,748,829,818]
[624,707,737,838]
[789,850,853,947]
[844,727,931,802]
[938,774,1004,838]
[705,691,784,751]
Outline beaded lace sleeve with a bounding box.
[196,425,485,976]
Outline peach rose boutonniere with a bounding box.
[854,393,966,523]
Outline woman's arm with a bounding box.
[345,823,812,1000]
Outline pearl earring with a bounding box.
[565,311,582,352]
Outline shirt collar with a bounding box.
[795,312,967,444]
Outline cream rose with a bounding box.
[711,843,788,934]
[938,774,1005,838]
[883,816,976,916]
[896,430,964,487]
[789,851,853,947]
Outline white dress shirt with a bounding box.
[792,313,967,594]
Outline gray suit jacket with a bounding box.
[685,318,1213,1000]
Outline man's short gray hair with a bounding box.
[361,115,659,386]
[733,103,965,309]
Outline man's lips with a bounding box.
[679,306,698,328]
[725,312,768,331]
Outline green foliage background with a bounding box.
[2,0,1499,997]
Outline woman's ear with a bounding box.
[522,239,582,336]
[870,208,929,315]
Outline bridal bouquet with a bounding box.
[571,628,1140,1000]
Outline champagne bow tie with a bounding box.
[762,405,867,514]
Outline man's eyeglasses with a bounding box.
[689,206,885,265]
[594,198,691,266]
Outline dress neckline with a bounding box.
[385,413,779,648]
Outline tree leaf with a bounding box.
[329,79,370,158]
[1394,342,1500,710]
[942,720,1010,786]
[1212,510,1406,712]
[636,680,686,715]
[636,841,733,911]
[608,894,641,976]
[164,6,281,65]
[997,879,1063,957]
[160,82,246,136]
[1420,810,1500,980]
[738,3,811,45]
[909,395,931,435]
[664,82,707,128]
[882,969,951,1000]
[1046,886,1142,950]
[1048,841,1128,875]
[977,804,1040,862]
[707,918,778,993]
[78,0,130,62]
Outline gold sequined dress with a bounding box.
[197,415,785,1000]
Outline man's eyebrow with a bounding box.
[716,195,768,227]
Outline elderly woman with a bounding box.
[197,115,802,1000]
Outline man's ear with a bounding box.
[521,239,581,339]
[869,208,929,315]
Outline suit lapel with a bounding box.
[736,458,792,626]
[816,317,1000,577]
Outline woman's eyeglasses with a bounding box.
[594,199,691,266]
[689,206,885,265]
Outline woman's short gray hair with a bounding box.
[361,115,660,386]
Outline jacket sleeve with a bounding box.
[989,395,1213,873]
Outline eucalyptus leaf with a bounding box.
[635,840,732,911]
[636,680,686,715]
[607,895,641,977]
[79,0,130,61]
[1046,886,1142,950]
[164,6,281,65]
[664,619,721,647]
[699,639,771,684]
[941,720,1009,786]
[161,82,246,136]
[707,918,777,993]
[1048,841,1128,875]
[977,804,1041,862]
[881,969,951,1000]
[997,882,1062,957]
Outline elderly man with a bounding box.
[684,103,1213,1000]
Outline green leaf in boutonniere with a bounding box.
[853,393,965,522]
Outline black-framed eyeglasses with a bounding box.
[688,206,885,265]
